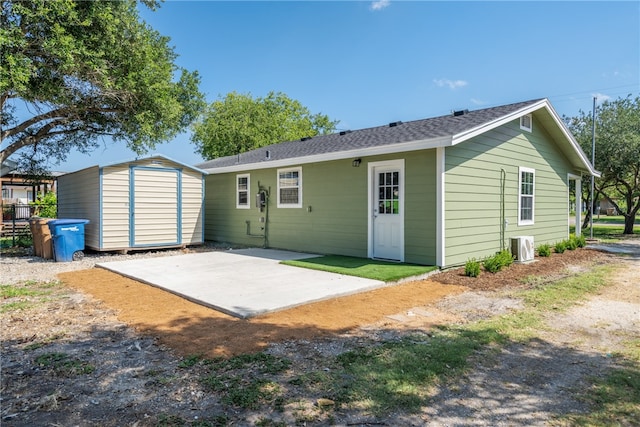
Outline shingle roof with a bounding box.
[196,99,544,170]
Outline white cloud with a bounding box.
[433,78,468,90]
[370,0,391,11]
[592,93,612,104]
[470,98,486,105]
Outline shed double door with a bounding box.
[130,167,181,247]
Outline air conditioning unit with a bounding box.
[511,236,534,262]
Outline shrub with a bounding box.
[537,243,551,257]
[554,241,567,254]
[464,258,481,277]
[483,249,514,273]
[571,233,586,248]
[30,191,57,218]
[566,237,578,250]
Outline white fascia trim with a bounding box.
[451,99,549,145]
[203,136,453,174]
[539,101,600,178]
[451,99,600,177]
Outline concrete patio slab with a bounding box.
[96,248,386,318]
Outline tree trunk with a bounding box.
[623,215,637,234]
[582,209,591,229]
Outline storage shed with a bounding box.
[57,154,206,252]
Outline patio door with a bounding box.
[369,160,404,261]
[130,167,181,247]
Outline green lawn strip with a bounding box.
[570,224,640,241]
[281,255,437,282]
[591,215,640,226]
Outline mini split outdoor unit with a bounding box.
[511,236,535,262]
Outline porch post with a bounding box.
[574,178,582,236]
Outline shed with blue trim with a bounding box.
[57,154,207,252]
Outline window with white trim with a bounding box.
[520,114,532,132]
[277,167,302,208]
[236,174,250,209]
[518,167,535,225]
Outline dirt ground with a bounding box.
[2,242,638,426]
[53,247,607,358]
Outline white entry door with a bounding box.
[370,161,404,261]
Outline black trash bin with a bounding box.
[47,219,90,262]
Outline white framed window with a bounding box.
[236,174,250,209]
[277,167,302,208]
[518,166,535,225]
[520,114,532,132]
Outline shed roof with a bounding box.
[197,99,598,176]
[62,154,208,177]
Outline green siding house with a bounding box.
[197,99,598,268]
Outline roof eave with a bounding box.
[202,136,453,174]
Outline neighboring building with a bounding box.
[57,155,206,252]
[1,159,60,220]
[197,99,598,268]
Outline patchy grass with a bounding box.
[521,266,612,311]
[35,352,95,376]
[557,365,640,426]
[201,352,291,410]
[281,255,437,282]
[329,328,502,415]
[0,280,62,313]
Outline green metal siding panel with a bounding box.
[204,151,438,264]
[444,119,573,266]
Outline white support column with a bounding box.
[575,177,582,236]
[436,147,445,267]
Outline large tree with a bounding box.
[191,91,338,159]
[566,95,640,234]
[0,0,205,172]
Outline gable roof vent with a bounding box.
[265,150,271,160]
[339,130,352,136]
[453,109,469,117]
[388,121,403,127]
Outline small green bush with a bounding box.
[570,233,586,248]
[566,237,578,250]
[554,241,567,254]
[464,258,481,277]
[30,191,57,218]
[483,250,514,273]
[537,243,551,257]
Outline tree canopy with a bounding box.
[0,0,205,172]
[191,91,339,160]
[566,95,640,234]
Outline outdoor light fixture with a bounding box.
[352,158,362,167]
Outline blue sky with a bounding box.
[58,0,639,171]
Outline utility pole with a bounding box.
[590,96,596,240]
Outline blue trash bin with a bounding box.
[47,219,90,262]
